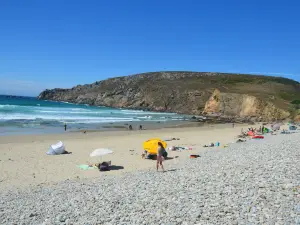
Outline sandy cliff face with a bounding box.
[203,89,290,121]
[38,71,300,121]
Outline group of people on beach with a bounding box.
[63,123,143,132]
[129,125,143,130]
[241,126,266,135]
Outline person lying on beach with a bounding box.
[98,161,111,171]
[157,142,165,172]
[203,143,215,147]
[88,161,112,171]
[88,163,99,168]
[141,150,148,159]
[62,150,72,154]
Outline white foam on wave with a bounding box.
[121,110,176,115]
[0,104,177,114]
[0,104,46,110]
[0,102,185,125]
[136,116,153,119]
[0,113,140,122]
[34,108,177,117]
[38,110,111,114]
[70,108,89,111]
[59,118,140,124]
[61,101,76,105]
[0,104,19,108]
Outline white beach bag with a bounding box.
[47,141,65,155]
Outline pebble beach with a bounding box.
[0,129,299,225]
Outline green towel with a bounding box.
[77,164,95,170]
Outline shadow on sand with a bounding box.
[146,156,179,161]
[166,169,177,172]
[165,156,179,161]
[109,165,124,171]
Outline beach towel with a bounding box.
[170,146,192,151]
[77,165,95,170]
[247,131,254,136]
[252,135,264,139]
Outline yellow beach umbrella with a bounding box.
[143,138,167,155]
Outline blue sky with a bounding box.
[0,0,299,96]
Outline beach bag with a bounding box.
[47,141,65,155]
[98,162,110,171]
[162,151,168,158]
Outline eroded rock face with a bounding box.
[203,89,290,121]
[38,71,300,121]
[203,89,221,113]
[294,115,300,122]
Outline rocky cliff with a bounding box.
[38,71,300,121]
[203,89,290,121]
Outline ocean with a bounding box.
[0,95,188,135]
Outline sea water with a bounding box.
[0,95,188,135]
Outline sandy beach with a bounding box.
[0,123,299,225]
[0,123,250,190]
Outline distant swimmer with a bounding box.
[64,123,67,131]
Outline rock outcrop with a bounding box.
[203,89,290,121]
[38,71,300,121]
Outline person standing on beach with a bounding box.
[64,123,67,131]
[157,142,165,172]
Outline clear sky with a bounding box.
[0,0,299,96]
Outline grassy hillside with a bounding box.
[38,72,300,120]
